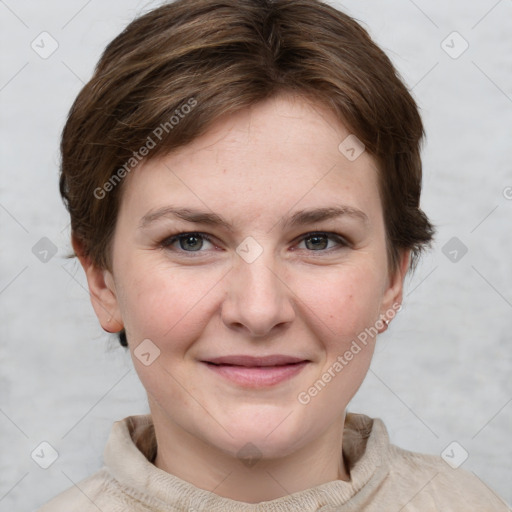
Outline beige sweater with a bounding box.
[39,413,510,511]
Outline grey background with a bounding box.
[1,0,511,510]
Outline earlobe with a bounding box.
[72,237,124,333]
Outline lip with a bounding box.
[204,355,308,366]
[200,355,310,387]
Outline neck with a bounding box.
[150,405,349,503]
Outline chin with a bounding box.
[208,413,314,460]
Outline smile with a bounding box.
[201,355,310,387]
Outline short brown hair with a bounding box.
[61,0,434,276]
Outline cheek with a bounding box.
[117,259,227,345]
[292,261,384,341]
[291,266,381,417]
[117,263,225,403]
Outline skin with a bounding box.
[77,92,409,503]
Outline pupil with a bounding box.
[307,235,327,250]
[181,235,202,251]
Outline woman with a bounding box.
[40,0,509,510]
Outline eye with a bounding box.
[296,232,348,251]
[161,232,215,252]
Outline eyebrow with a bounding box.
[140,207,234,231]
[283,206,368,229]
[139,205,368,230]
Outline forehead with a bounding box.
[119,94,383,228]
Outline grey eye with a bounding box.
[304,234,329,250]
[178,234,205,251]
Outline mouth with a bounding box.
[200,355,310,387]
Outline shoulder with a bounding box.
[385,437,510,511]
[38,415,156,511]
[344,414,510,511]
[37,468,125,512]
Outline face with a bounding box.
[83,93,407,461]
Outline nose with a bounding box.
[221,250,296,338]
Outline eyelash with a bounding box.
[159,231,350,255]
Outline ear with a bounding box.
[379,249,410,323]
[72,236,124,333]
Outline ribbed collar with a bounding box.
[103,412,390,512]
